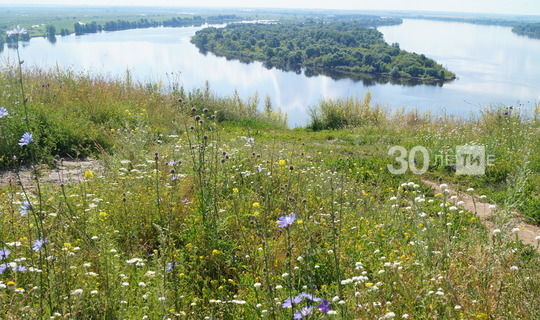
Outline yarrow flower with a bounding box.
[18,132,34,146]
[0,107,8,118]
[32,238,47,252]
[277,213,297,228]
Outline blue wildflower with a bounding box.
[32,238,47,252]
[19,201,31,216]
[277,213,297,228]
[166,262,175,272]
[293,306,313,319]
[14,265,27,272]
[317,300,331,314]
[298,292,321,302]
[18,132,33,146]
[0,248,10,260]
[282,295,303,308]
[0,264,7,274]
[0,107,8,118]
[6,25,27,37]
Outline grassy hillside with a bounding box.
[0,67,539,319]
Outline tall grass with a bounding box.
[0,69,538,319]
[0,66,286,169]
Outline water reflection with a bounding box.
[0,20,538,126]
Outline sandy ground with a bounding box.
[0,160,100,188]
[422,179,540,252]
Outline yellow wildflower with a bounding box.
[84,170,95,179]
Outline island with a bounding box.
[192,21,456,83]
[513,23,540,39]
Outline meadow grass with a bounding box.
[0,66,539,319]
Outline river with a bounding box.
[1,18,539,126]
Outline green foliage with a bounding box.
[308,93,385,130]
[0,68,285,169]
[513,23,540,39]
[192,21,456,82]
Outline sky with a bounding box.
[0,0,539,16]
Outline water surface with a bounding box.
[1,19,539,126]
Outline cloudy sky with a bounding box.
[0,0,538,15]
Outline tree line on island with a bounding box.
[512,23,540,39]
[0,15,241,46]
[191,21,456,83]
[72,15,240,35]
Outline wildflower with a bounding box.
[14,287,25,293]
[278,160,286,165]
[0,248,10,260]
[246,137,255,143]
[0,264,8,274]
[70,289,83,295]
[511,227,520,233]
[454,305,462,310]
[298,293,321,302]
[254,282,262,288]
[283,295,306,306]
[252,202,260,208]
[488,204,496,209]
[90,290,98,295]
[84,171,94,179]
[466,188,474,192]
[510,266,519,271]
[293,306,313,319]
[32,238,47,252]
[18,132,34,146]
[383,312,396,319]
[0,107,8,118]
[98,212,109,218]
[19,201,31,216]
[318,300,332,313]
[277,213,297,228]
[492,229,501,234]
[166,262,175,272]
[6,25,27,37]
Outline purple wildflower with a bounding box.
[19,201,31,216]
[32,238,47,252]
[18,132,33,146]
[0,264,7,274]
[0,248,10,260]
[298,293,321,302]
[166,160,177,166]
[6,25,27,37]
[14,265,27,272]
[317,300,331,314]
[166,262,175,272]
[0,107,8,118]
[294,306,313,319]
[277,213,297,228]
[282,295,303,308]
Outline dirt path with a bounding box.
[0,160,100,188]
[422,179,540,252]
